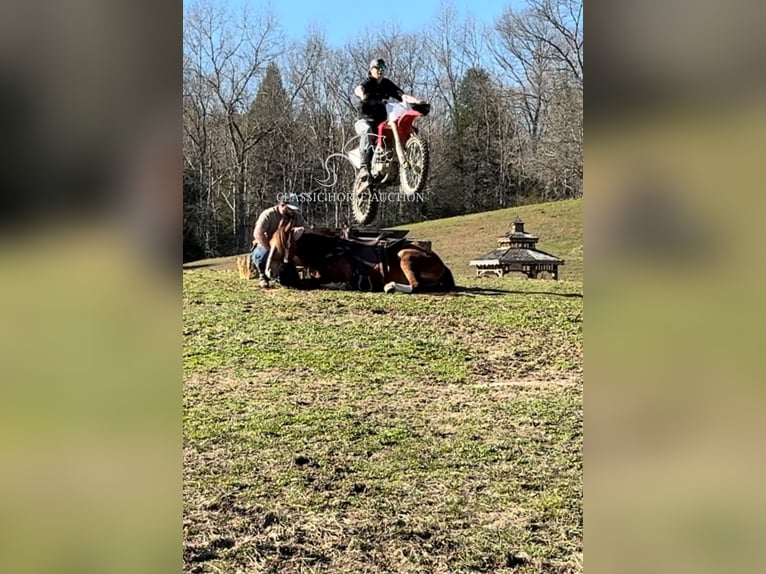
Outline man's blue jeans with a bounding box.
[251,245,269,277]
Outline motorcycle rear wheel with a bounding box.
[400,133,429,195]
[352,179,378,226]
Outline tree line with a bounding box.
[183,0,582,260]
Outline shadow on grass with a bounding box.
[183,261,219,270]
[454,285,583,298]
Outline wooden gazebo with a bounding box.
[469,219,564,279]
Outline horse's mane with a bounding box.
[271,217,294,256]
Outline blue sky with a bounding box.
[214,0,522,48]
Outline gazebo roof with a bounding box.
[499,218,538,241]
[499,230,538,240]
[470,247,564,267]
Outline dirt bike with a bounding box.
[349,100,431,225]
[334,100,431,225]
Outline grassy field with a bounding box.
[183,200,583,573]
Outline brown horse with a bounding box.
[265,220,455,293]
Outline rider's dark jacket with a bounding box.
[358,76,404,123]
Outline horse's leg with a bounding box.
[383,281,413,294]
[382,266,410,293]
[384,251,420,294]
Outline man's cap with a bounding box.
[283,203,301,212]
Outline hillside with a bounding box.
[394,198,582,282]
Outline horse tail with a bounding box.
[437,266,456,292]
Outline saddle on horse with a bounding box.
[340,235,411,291]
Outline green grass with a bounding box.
[183,200,583,573]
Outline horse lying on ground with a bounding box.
[265,220,455,294]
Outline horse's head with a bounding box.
[265,218,305,281]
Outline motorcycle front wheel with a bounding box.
[400,133,430,195]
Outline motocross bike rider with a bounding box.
[353,58,425,192]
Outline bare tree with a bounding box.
[532,0,583,85]
[423,2,484,121]
[182,0,584,255]
[183,1,282,250]
[490,0,582,201]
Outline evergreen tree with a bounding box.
[437,67,506,214]
[246,63,295,227]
